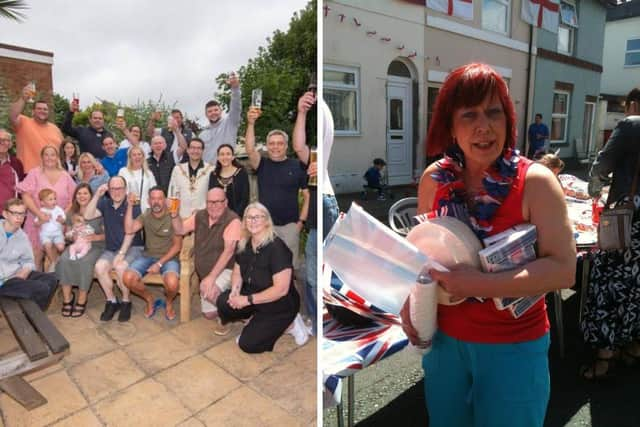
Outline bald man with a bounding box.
[172,188,241,334]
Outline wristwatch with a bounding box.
[247,294,254,305]
[156,262,163,268]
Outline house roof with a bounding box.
[607,0,640,21]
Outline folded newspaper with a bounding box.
[478,224,544,318]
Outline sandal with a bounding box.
[580,356,617,381]
[61,293,75,317]
[71,301,87,318]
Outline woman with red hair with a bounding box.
[401,63,575,426]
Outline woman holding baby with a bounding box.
[55,183,105,317]
[400,63,575,427]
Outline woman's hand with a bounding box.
[228,294,249,310]
[430,266,483,300]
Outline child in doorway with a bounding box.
[36,188,66,268]
[66,213,95,260]
[364,158,388,200]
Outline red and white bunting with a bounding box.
[521,0,559,33]
[426,0,473,21]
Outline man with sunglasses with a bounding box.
[0,198,58,310]
[172,187,241,334]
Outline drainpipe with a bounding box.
[523,24,534,156]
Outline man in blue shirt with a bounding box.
[100,136,125,176]
[527,113,550,159]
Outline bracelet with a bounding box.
[247,294,254,305]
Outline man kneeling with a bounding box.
[172,188,241,334]
[122,187,182,320]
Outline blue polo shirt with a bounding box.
[256,157,308,226]
[98,196,144,251]
[101,155,126,177]
[528,123,549,153]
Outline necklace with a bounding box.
[427,146,520,240]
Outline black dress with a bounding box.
[209,167,250,217]
[216,236,300,353]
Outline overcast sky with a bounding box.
[1,0,310,125]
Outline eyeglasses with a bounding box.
[246,215,266,222]
[6,210,26,216]
[206,200,226,205]
[109,187,126,191]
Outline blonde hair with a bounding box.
[237,202,277,252]
[537,154,565,173]
[40,145,62,170]
[76,152,100,181]
[126,145,150,174]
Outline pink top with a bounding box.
[17,167,76,251]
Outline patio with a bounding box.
[0,285,316,427]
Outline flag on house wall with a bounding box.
[426,0,474,21]
[521,0,560,33]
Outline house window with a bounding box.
[557,0,578,55]
[324,65,360,135]
[625,38,640,67]
[482,0,510,35]
[551,90,570,143]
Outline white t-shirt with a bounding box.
[39,206,65,235]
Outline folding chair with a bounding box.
[387,197,418,236]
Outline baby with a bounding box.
[66,213,95,260]
[37,188,66,265]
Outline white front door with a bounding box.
[386,77,412,186]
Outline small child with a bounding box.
[536,153,565,176]
[36,188,66,267]
[364,158,388,200]
[66,213,95,260]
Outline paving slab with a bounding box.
[49,408,103,427]
[154,355,242,413]
[69,349,146,403]
[93,378,191,426]
[125,331,198,375]
[196,386,301,427]
[203,339,279,382]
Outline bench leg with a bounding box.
[347,374,355,427]
[0,376,47,409]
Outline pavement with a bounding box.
[324,164,640,427]
[0,285,316,427]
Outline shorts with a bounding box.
[40,230,65,246]
[200,268,232,313]
[127,255,180,278]
[98,246,144,265]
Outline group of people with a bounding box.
[0,75,319,353]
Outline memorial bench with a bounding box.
[0,297,69,409]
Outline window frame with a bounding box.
[481,0,511,36]
[625,37,640,67]
[551,90,571,144]
[557,0,577,55]
[323,64,361,136]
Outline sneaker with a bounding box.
[100,300,120,321]
[213,317,231,336]
[376,194,386,201]
[288,313,309,346]
[118,301,132,322]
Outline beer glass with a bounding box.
[27,81,36,103]
[309,149,317,186]
[308,72,317,95]
[116,108,125,127]
[168,185,180,215]
[72,92,80,111]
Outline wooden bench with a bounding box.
[105,234,197,322]
[0,297,70,409]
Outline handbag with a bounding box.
[597,150,640,250]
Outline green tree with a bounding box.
[215,0,317,148]
[52,93,69,128]
[0,0,28,22]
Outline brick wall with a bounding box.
[0,44,54,130]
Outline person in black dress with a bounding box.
[216,202,309,353]
[208,144,249,217]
